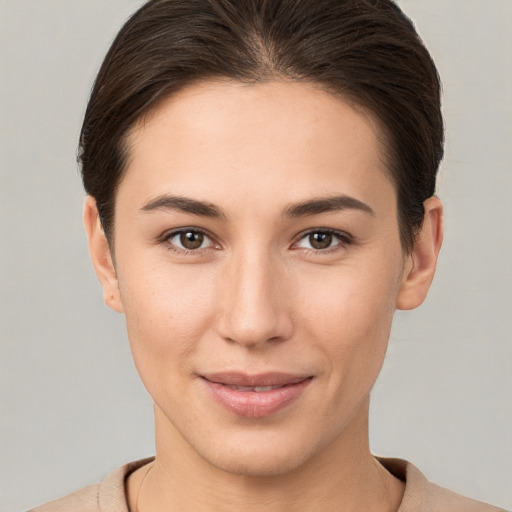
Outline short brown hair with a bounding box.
[79,0,443,251]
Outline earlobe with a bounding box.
[83,196,124,313]
[396,196,444,311]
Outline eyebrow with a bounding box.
[284,195,375,217]
[140,195,226,219]
[140,193,374,220]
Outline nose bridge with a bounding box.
[217,245,291,347]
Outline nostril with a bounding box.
[215,261,294,346]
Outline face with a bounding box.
[87,80,440,477]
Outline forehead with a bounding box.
[120,79,394,214]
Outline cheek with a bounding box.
[298,260,400,337]
[294,255,403,381]
[117,259,217,388]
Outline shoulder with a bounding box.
[29,483,99,512]
[378,457,508,512]
[29,457,154,512]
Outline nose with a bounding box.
[216,250,294,349]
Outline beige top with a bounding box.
[30,457,507,512]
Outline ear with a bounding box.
[396,197,444,310]
[83,196,124,313]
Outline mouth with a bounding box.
[200,372,313,418]
[221,384,285,392]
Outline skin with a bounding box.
[85,80,443,511]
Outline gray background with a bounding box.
[1,1,510,510]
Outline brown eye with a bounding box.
[295,230,351,252]
[309,232,333,249]
[167,229,213,251]
[180,231,204,249]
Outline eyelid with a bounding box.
[157,226,353,254]
[292,228,354,251]
[158,226,220,252]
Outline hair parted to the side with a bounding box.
[79,0,443,252]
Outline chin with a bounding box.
[205,447,312,478]
[191,427,324,478]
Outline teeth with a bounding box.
[225,384,280,392]
[254,386,274,392]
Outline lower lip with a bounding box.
[202,378,312,418]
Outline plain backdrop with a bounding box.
[1,1,511,510]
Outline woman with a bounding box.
[30,0,507,510]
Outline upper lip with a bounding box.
[201,372,312,387]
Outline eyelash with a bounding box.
[158,227,353,255]
[159,227,218,255]
[292,228,353,254]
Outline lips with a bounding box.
[200,372,313,418]
[223,384,282,392]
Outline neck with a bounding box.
[129,399,404,512]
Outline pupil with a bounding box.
[310,232,332,249]
[180,231,203,249]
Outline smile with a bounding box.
[200,373,313,418]
[223,384,283,392]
